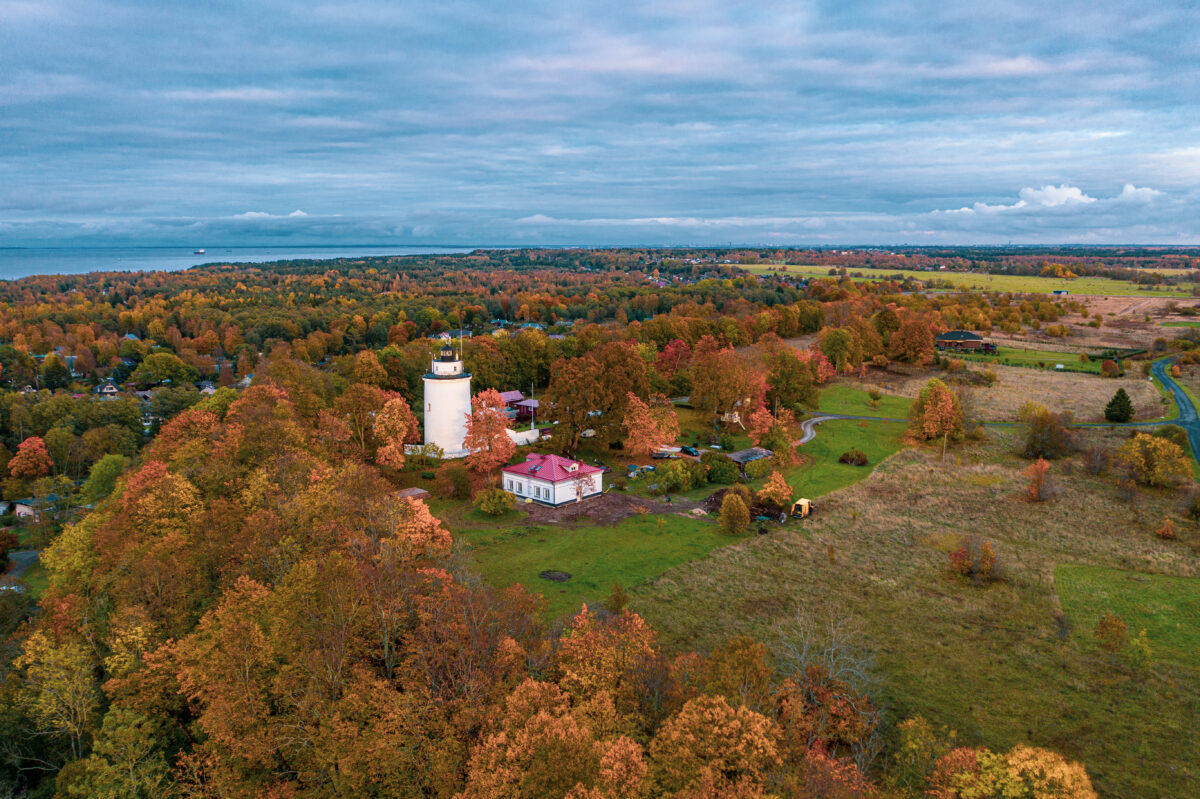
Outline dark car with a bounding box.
[680,445,700,456]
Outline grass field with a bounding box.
[1056,565,1200,670]
[632,429,1200,797]
[454,511,732,618]
[816,384,911,418]
[953,345,1103,374]
[784,419,907,497]
[744,263,1195,297]
[20,561,47,600]
[1162,320,1200,328]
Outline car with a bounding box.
[680,445,700,456]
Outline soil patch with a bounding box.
[521,491,699,526]
[538,570,572,582]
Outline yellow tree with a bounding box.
[909,378,962,460]
[756,471,791,510]
[1116,433,1189,487]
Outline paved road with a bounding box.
[4,550,38,580]
[1150,357,1200,462]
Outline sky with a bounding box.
[2,0,1199,247]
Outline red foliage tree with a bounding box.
[464,388,516,478]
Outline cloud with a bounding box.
[1018,184,1096,207]
[288,209,307,217]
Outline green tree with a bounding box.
[41,354,72,390]
[82,454,131,503]
[1104,388,1134,423]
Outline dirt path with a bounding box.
[522,492,699,525]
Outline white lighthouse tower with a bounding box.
[423,344,472,457]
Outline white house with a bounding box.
[501,453,604,506]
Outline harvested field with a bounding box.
[841,364,1167,422]
[631,428,1200,798]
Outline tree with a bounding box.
[648,695,779,795]
[622,393,679,457]
[1022,404,1073,459]
[1116,433,1189,487]
[353,349,388,386]
[908,379,962,459]
[888,316,935,364]
[720,493,750,535]
[373,396,416,469]
[1024,458,1049,501]
[41,353,72,390]
[701,452,739,484]
[128,352,199,386]
[545,342,648,454]
[81,453,130,503]
[1104,388,1134,422]
[756,471,791,510]
[9,436,52,479]
[464,388,516,478]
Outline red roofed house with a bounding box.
[501,453,604,506]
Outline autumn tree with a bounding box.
[720,493,750,535]
[908,378,963,459]
[888,316,935,364]
[464,388,515,478]
[756,471,791,510]
[1116,433,1189,487]
[649,695,779,795]
[622,393,680,457]
[1024,458,1049,501]
[9,435,53,479]
[373,396,417,469]
[1094,613,1128,663]
[545,342,648,454]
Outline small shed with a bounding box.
[395,487,432,501]
[728,447,774,465]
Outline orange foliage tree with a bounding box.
[464,388,516,478]
[373,396,417,469]
[622,392,680,457]
[9,435,53,478]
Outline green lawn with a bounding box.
[454,511,733,618]
[783,419,907,497]
[816,384,911,418]
[1161,321,1200,328]
[1056,565,1200,670]
[21,560,48,600]
[954,345,1103,374]
[744,264,1194,297]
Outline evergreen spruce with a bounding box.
[1104,388,1134,423]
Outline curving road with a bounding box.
[1150,358,1200,462]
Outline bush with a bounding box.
[838,449,868,466]
[656,459,708,493]
[1081,447,1111,475]
[613,477,628,491]
[1022,405,1074,460]
[1154,424,1188,449]
[1104,388,1134,422]
[719,493,750,535]
[420,471,436,481]
[718,432,736,451]
[1156,516,1177,540]
[744,458,774,480]
[474,486,516,516]
[701,452,739,484]
[443,464,472,500]
[728,483,753,507]
[948,536,1001,583]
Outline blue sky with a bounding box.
[2,1,1198,246]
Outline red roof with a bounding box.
[501,453,604,483]
[497,390,525,404]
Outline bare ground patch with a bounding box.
[522,492,699,525]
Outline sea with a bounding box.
[0,245,478,281]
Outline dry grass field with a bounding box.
[841,364,1167,423]
[631,428,1199,798]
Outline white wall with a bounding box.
[423,375,472,457]
[502,472,603,505]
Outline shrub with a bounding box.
[1153,424,1188,449]
[1024,458,1050,501]
[1021,405,1073,460]
[702,452,739,484]
[420,471,436,480]
[867,388,883,407]
[838,449,868,466]
[613,476,628,491]
[1185,491,1200,524]
[744,458,774,480]
[1100,359,1121,378]
[443,464,472,499]
[948,536,1000,583]
[473,486,516,516]
[1156,516,1177,540]
[1116,433,1190,487]
[718,432,736,451]
[1104,388,1134,422]
[981,369,997,386]
[657,459,708,493]
[1081,447,1111,475]
[719,493,750,535]
[1095,613,1128,662]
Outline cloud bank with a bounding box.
[2,1,1199,246]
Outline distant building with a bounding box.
[395,487,432,501]
[93,380,121,399]
[935,330,985,351]
[501,453,604,506]
[1053,289,1070,295]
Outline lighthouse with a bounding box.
[423,344,472,457]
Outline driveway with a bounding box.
[4,550,38,580]
[1150,358,1200,463]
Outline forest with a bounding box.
[3,247,1191,798]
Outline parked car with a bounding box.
[680,445,700,456]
